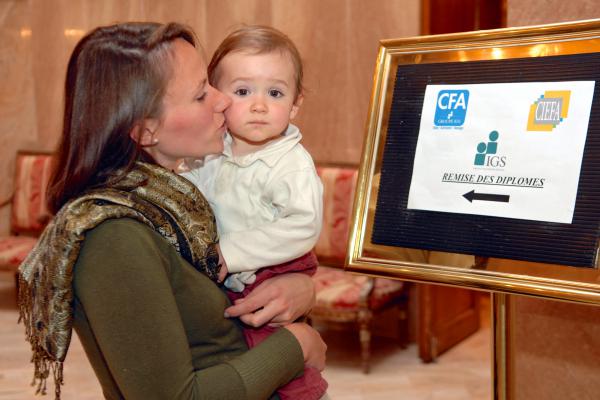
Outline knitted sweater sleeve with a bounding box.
[72,218,303,400]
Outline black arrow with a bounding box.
[463,190,510,203]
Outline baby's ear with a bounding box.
[289,93,304,120]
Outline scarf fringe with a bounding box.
[18,274,64,399]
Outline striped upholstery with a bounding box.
[10,153,53,234]
[312,166,404,312]
[0,152,53,271]
[313,266,404,310]
[315,166,357,264]
[0,236,39,271]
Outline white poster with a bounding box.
[407,81,595,223]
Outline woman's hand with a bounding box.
[224,273,315,327]
[283,322,327,371]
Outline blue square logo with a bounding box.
[434,90,469,127]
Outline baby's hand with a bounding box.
[216,244,228,282]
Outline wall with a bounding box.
[506,1,600,399]
[0,0,420,235]
[509,296,600,399]
[508,0,600,26]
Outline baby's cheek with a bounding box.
[224,104,244,120]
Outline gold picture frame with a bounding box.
[347,19,600,305]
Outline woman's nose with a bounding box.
[213,88,231,112]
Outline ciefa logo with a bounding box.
[527,90,571,131]
[434,89,469,127]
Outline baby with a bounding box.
[183,25,327,400]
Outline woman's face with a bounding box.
[147,39,231,170]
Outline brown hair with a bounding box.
[47,22,197,214]
[208,25,304,99]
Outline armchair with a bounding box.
[0,151,53,289]
[309,165,409,373]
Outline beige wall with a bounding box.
[509,296,600,399]
[508,0,600,26]
[0,0,420,235]
[507,1,600,399]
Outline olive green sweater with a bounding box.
[72,218,304,399]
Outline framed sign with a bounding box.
[347,19,600,305]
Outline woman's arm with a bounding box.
[73,219,305,400]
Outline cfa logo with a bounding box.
[434,90,469,127]
[474,130,506,168]
[527,90,571,131]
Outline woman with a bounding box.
[18,22,325,400]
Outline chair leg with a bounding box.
[358,309,372,374]
[397,303,409,349]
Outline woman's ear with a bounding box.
[130,119,159,146]
[289,93,304,120]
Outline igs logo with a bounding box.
[527,90,571,131]
[434,90,469,127]
[474,130,506,168]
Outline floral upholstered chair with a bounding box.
[0,151,53,289]
[310,165,408,373]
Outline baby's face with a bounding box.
[214,51,302,154]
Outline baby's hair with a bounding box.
[208,25,304,99]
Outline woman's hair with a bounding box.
[208,25,304,99]
[47,22,197,214]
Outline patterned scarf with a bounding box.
[17,162,220,399]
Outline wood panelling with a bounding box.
[422,0,505,34]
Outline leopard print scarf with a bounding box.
[18,162,219,399]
